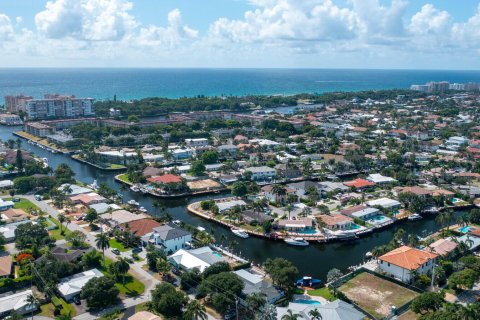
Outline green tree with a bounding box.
[326,268,343,283]
[54,164,75,184]
[84,208,98,226]
[308,308,322,320]
[66,230,87,248]
[200,151,219,164]
[448,269,478,291]
[180,268,202,290]
[146,246,166,271]
[112,257,130,285]
[231,181,248,197]
[410,292,445,314]
[198,272,244,315]
[264,258,299,294]
[190,161,206,176]
[81,276,119,310]
[281,309,301,320]
[81,250,103,270]
[95,233,110,264]
[184,300,208,320]
[150,283,187,318]
[15,222,52,249]
[202,262,231,279]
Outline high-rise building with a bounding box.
[427,81,450,93]
[25,95,95,119]
[4,95,33,113]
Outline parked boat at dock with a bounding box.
[285,237,309,246]
[231,228,249,239]
[408,213,423,221]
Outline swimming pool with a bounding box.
[295,299,321,305]
[348,224,361,230]
[212,252,223,258]
[458,226,471,233]
[297,229,318,235]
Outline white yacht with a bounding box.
[423,207,439,214]
[139,206,147,213]
[130,185,140,192]
[89,179,99,190]
[408,213,423,221]
[231,228,249,239]
[127,200,140,207]
[284,237,309,246]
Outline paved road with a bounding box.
[15,195,219,320]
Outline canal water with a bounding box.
[0,126,467,281]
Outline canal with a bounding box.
[0,125,468,281]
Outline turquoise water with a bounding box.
[458,226,471,233]
[348,224,361,230]
[212,252,223,258]
[2,68,480,100]
[295,299,321,305]
[297,229,318,235]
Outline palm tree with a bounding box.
[184,300,208,320]
[285,204,294,220]
[308,308,322,320]
[114,257,130,285]
[58,213,66,234]
[271,184,287,204]
[436,210,453,230]
[26,294,38,320]
[281,309,301,320]
[95,233,110,264]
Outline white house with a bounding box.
[445,136,469,150]
[0,290,38,317]
[142,225,192,254]
[171,148,193,160]
[366,173,397,184]
[366,198,401,212]
[57,269,103,301]
[185,138,209,147]
[378,246,439,283]
[168,246,224,272]
[245,166,276,181]
[0,199,14,211]
[216,199,247,213]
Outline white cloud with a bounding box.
[409,4,452,35]
[35,0,137,41]
[0,14,14,41]
[137,9,198,47]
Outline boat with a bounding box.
[127,200,140,207]
[284,237,309,246]
[423,206,439,214]
[335,232,358,241]
[130,185,140,192]
[139,207,147,213]
[365,252,373,259]
[88,179,99,190]
[231,228,249,239]
[296,276,321,287]
[408,213,423,221]
[172,220,182,226]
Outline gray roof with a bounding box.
[152,225,191,241]
[234,269,283,302]
[277,300,365,320]
[288,180,320,191]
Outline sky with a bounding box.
[0,0,480,69]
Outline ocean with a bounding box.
[0,68,479,101]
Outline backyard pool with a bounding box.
[458,226,472,233]
[294,299,321,305]
[297,229,319,235]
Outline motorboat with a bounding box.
[284,237,309,246]
[423,207,439,214]
[127,200,140,207]
[408,213,423,221]
[89,179,99,190]
[231,228,249,239]
[139,207,147,213]
[130,185,140,192]
[335,232,358,241]
[172,220,182,226]
[365,251,373,259]
[296,276,321,287]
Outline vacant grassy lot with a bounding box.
[338,272,419,319]
[109,238,129,252]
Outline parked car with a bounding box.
[132,247,143,253]
[73,296,81,305]
[11,197,20,202]
[34,195,42,201]
[111,248,121,255]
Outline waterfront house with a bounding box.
[366,173,397,184]
[317,213,354,231]
[170,148,193,160]
[343,178,376,190]
[274,163,302,179]
[147,174,183,185]
[262,185,297,204]
[69,192,106,206]
[216,199,247,213]
[0,180,13,190]
[217,144,238,157]
[287,180,321,199]
[318,181,349,195]
[427,238,458,257]
[168,246,224,272]
[234,269,283,304]
[378,246,438,283]
[244,166,276,181]
[141,224,192,254]
[58,183,92,196]
[57,269,103,301]
[366,198,401,213]
[340,205,379,220]
[0,290,38,318]
[240,210,274,225]
[185,138,209,147]
[276,218,314,233]
[276,300,365,320]
[0,220,30,242]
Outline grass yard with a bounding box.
[338,272,419,319]
[109,238,129,252]
[117,173,132,184]
[6,197,40,211]
[109,164,127,169]
[102,257,145,297]
[48,217,72,240]
[308,287,335,301]
[39,296,76,318]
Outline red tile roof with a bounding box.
[343,178,375,189]
[147,174,182,184]
[121,218,162,237]
[379,246,438,270]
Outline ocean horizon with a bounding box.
[1,68,479,101]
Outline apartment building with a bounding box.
[4,95,33,113]
[24,94,95,119]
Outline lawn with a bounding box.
[338,272,419,319]
[102,257,145,297]
[109,164,127,169]
[48,217,72,240]
[6,197,40,211]
[117,173,131,184]
[39,296,76,318]
[109,238,129,252]
[308,287,335,301]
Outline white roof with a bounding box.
[0,180,13,188]
[367,173,397,183]
[0,289,36,314]
[0,199,14,208]
[168,247,223,272]
[245,166,276,173]
[234,269,263,285]
[351,207,379,218]
[216,200,247,212]
[100,210,147,225]
[58,184,92,195]
[57,269,103,298]
[367,197,401,208]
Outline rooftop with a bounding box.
[379,245,438,270]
